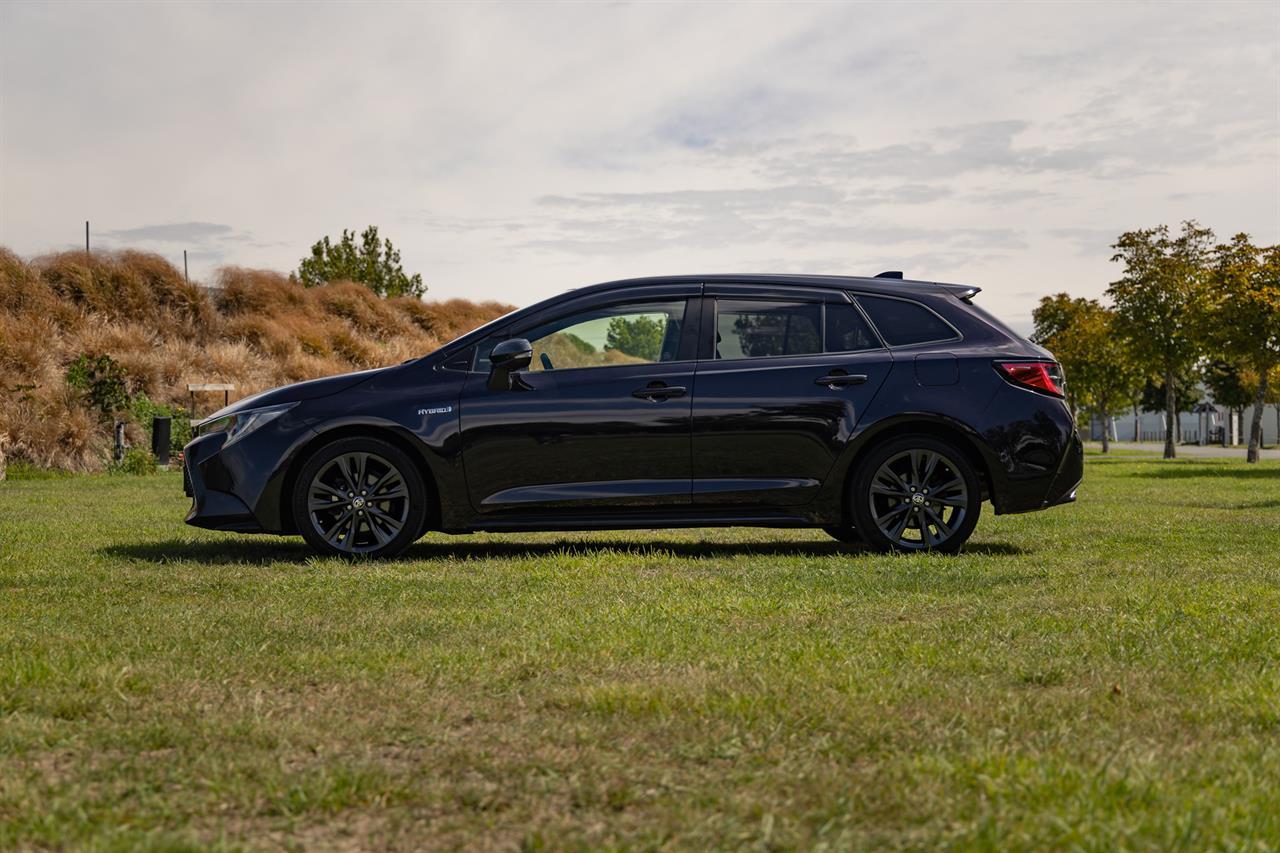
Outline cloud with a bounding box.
[101,222,245,244]
[1,0,1276,326]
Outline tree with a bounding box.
[1200,235,1280,463]
[1137,373,1202,444]
[1036,298,1142,452]
[1202,360,1252,444]
[1106,221,1215,458]
[1032,293,1094,425]
[604,315,665,362]
[297,226,425,298]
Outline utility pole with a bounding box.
[85,221,90,258]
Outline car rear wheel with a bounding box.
[851,435,981,554]
[292,437,428,559]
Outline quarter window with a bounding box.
[856,295,958,346]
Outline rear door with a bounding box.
[691,285,892,507]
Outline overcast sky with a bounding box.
[2,1,1277,332]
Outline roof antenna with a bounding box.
[875,270,904,279]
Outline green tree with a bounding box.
[1106,221,1215,458]
[1200,235,1280,462]
[1138,373,1202,443]
[297,226,425,298]
[1202,360,1251,445]
[1035,297,1142,452]
[605,315,665,361]
[1031,293,1094,424]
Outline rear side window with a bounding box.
[715,300,821,359]
[825,303,880,352]
[856,295,958,346]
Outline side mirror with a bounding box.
[487,338,533,391]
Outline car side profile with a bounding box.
[183,273,1083,557]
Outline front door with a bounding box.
[460,291,699,513]
[691,287,892,506]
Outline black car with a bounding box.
[184,273,1082,557]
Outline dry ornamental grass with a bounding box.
[0,247,512,472]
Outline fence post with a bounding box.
[113,421,125,462]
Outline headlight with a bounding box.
[196,402,298,447]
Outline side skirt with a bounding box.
[457,508,823,534]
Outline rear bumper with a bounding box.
[1041,430,1084,509]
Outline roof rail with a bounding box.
[874,270,903,279]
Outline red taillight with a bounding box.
[996,361,1065,397]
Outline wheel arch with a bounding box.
[836,415,999,524]
[278,423,441,536]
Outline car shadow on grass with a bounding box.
[101,537,1026,565]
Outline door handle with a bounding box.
[815,372,868,388]
[632,382,688,401]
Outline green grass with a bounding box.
[1,453,1278,849]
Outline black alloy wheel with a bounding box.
[851,435,981,554]
[293,437,428,558]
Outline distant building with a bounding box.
[1088,400,1279,445]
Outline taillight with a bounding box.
[995,361,1065,397]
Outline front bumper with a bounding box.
[183,432,262,532]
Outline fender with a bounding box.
[811,410,1008,520]
[270,413,468,533]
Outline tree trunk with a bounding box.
[1163,372,1176,459]
[1100,407,1110,453]
[1247,374,1268,464]
[1133,405,1140,443]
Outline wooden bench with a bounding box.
[188,383,235,417]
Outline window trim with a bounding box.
[705,295,886,362]
[848,291,963,349]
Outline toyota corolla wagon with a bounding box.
[183,273,1083,557]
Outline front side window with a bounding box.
[855,295,958,347]
[477,300,686,373]
[715,300,821,359]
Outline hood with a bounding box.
[195,366,388,424]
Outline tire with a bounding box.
[850,435,981,554]
[823,524,863,545]
[292,437,428,559]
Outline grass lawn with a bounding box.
[1,452,1278,849]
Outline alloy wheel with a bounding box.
[867,448,969,550]
[306,451,410,554]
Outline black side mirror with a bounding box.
[487,338,533,391]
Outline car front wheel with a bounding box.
[292,437,428,559]
[851,436,981,554]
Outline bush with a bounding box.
[65,353,131,419]
[108,447,159,476]
[130,394,192,453]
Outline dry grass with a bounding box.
[0,247,511,472]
